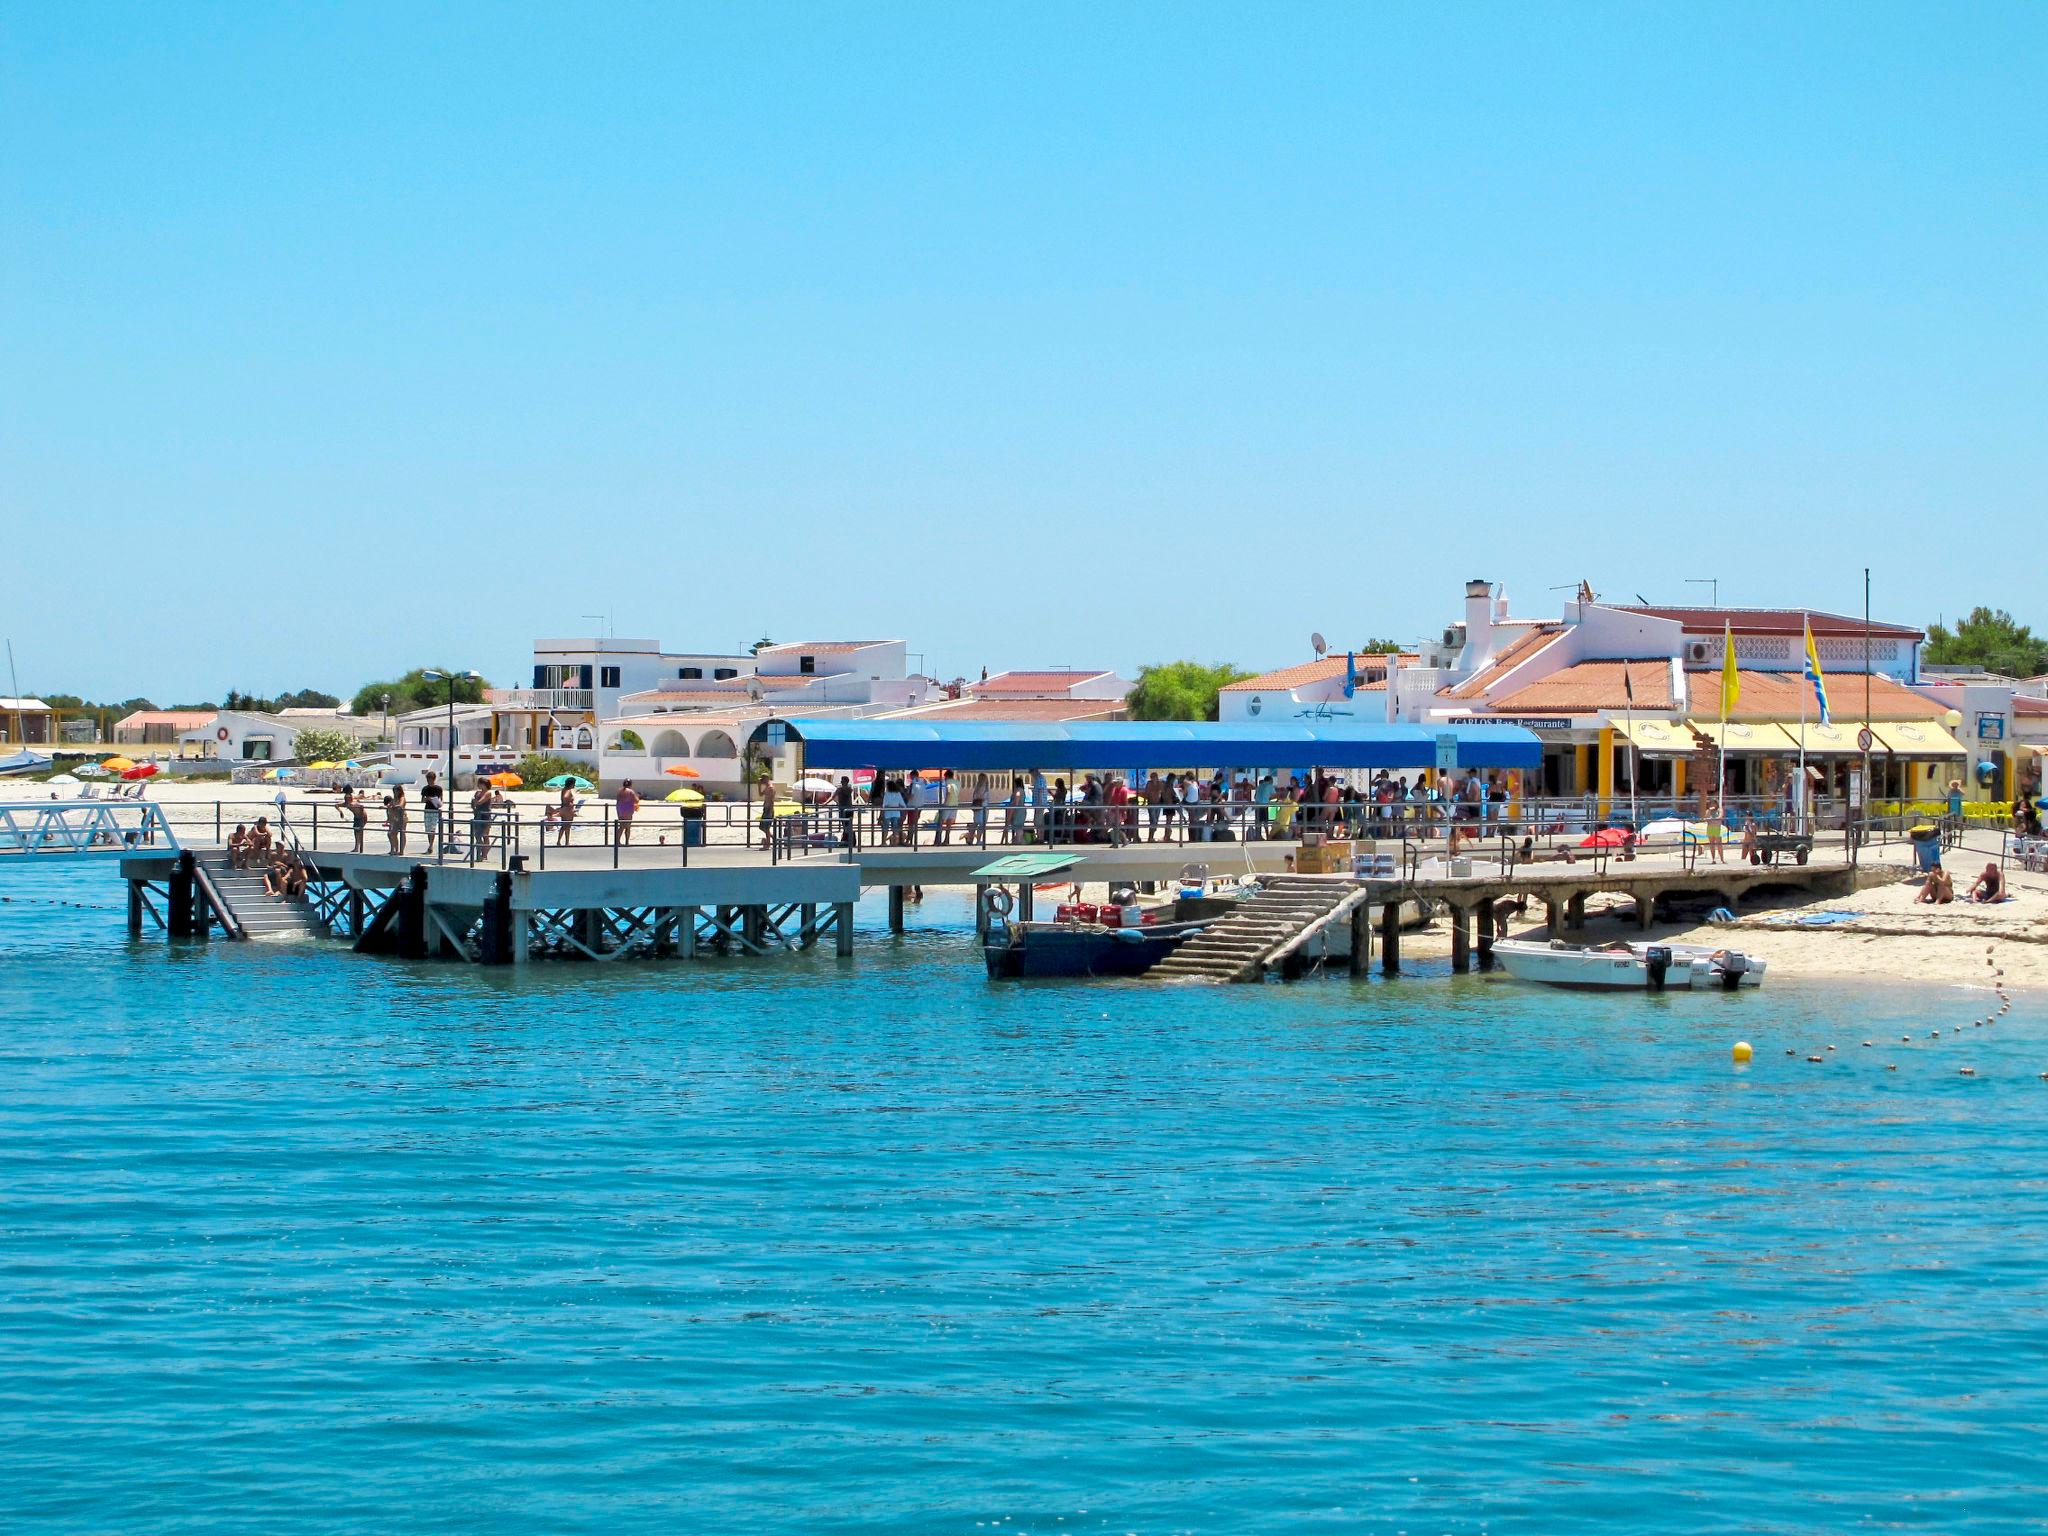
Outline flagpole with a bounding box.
[1798,614,1809,837]
[1718,624,1729,832]
[1623,663,1638,829]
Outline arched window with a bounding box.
[694,730,738,759]
[574,725,594,750]
[650,728,689,756]
[604,729,645,752]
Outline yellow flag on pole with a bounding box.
[1719,621,1740,719]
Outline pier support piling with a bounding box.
[1349,903,1369,975]
[1450,904,1471,973]
[126,879,143,937]
[835,902,855,957]
[680,906,699,959]
[799,903,818,947]
[1379,901,1401,975]
[167,851,196,939]
[1566,892,1587,931]
[1637,894,1658,931]
[1476,897,1497,968]
[1545,899,1562,939]
[888,885,906,933]
[1017,883,1034,922]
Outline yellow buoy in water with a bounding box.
[1732,1041,1754,1064]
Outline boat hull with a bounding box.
[1492,940,1766,990]
[984,918,1208,979]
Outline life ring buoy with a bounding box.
[983,886,1014,918]
[216,727,230,742]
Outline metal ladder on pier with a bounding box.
[194,853,330,941]
[1149,876,1376,984]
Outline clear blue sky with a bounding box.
[4,2,2043,703]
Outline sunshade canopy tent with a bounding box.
[784,720,1541,774]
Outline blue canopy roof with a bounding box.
[785,719,1541,773]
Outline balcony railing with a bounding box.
[487,689,595,711]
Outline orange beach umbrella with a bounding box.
[664,765,701,778]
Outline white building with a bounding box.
[179,710,381,765]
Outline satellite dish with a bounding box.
[1310,632,1327,657]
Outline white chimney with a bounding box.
[1459,579,1496,672]
[1384,650,1401,723]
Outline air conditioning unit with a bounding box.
[1687,641,1710,663]
[1443,625,1463,649]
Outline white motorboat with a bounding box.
[1492,939,1766,991]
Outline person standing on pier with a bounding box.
[615,779,640,846]
[557,784,576,846]
[835,775,855,847]
[420,771,443,856]
[936,769,958,845]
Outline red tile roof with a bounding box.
[1616,606,1922,639]
[1724,669,1944,721]
[1222,654,1416,693]
[1485,660,1675,715]
[975,669,1119,695]
[756,640,892,654]
[2012,696,2048,717]
[888,697,1127,721]
[1439,626,1565,700]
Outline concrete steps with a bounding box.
[1150,877,1368,983]
[197,854,330,940]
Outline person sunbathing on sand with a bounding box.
[1917,867,1955,905]
[1968,863,2005,903]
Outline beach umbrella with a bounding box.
[263,767,294,781]
[543,773,594,790]
[1578,827,1631,848]
[797,775,835,800]
[306,760,339,770]
[48,773,79,786]
[121,763,160,781]
[486,772,522,788]
[665,787,705,806]
[663,765,701,778]
[74,764,107,778]
[100,755,135,773]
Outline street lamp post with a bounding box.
[380,692,391,743]
[422,670,482,791]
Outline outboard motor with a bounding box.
[1717,951,1749,991]
[1644,945,1672,992]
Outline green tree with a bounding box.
[291,727,358,764]
[749,636,775,655]
[511,752,586,788]
[1354,637,1406,655]
[351,668,490,718]
[1924,608,2048,677]
[1126,660,1253,721]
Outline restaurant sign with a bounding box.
[1445,715,1574,732]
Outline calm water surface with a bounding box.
[3,860,2046,1533]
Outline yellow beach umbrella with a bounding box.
[307,760,340,770]
[665,787,705,806]
[100,755,135,773]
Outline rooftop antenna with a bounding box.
[1310,632,1328,658]
[581,613,611,639]
[1683,577,1719,607]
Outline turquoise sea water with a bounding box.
[3,860,2047,1533]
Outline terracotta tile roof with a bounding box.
[627,691,756,709]
[115,710,217,730]
[756,640,892,655]
[1221,654,1416,693]
[1616,606,1922,639]
[887,697,1127,721]
[975,669,1118,694]
[1485,660,1674,715]
[2012,696,2048,717]
[1726,670,1945,721]
[1439,626,1565,700]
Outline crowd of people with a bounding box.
[829,766,1514,848]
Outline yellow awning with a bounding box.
[1612,718,1701,754]
[1868,720,1967,757]
[1684,720,1801,753]
[1781,720,1862,755]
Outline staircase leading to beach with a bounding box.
[1149,876,1376,984]
[195,853,330,941]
